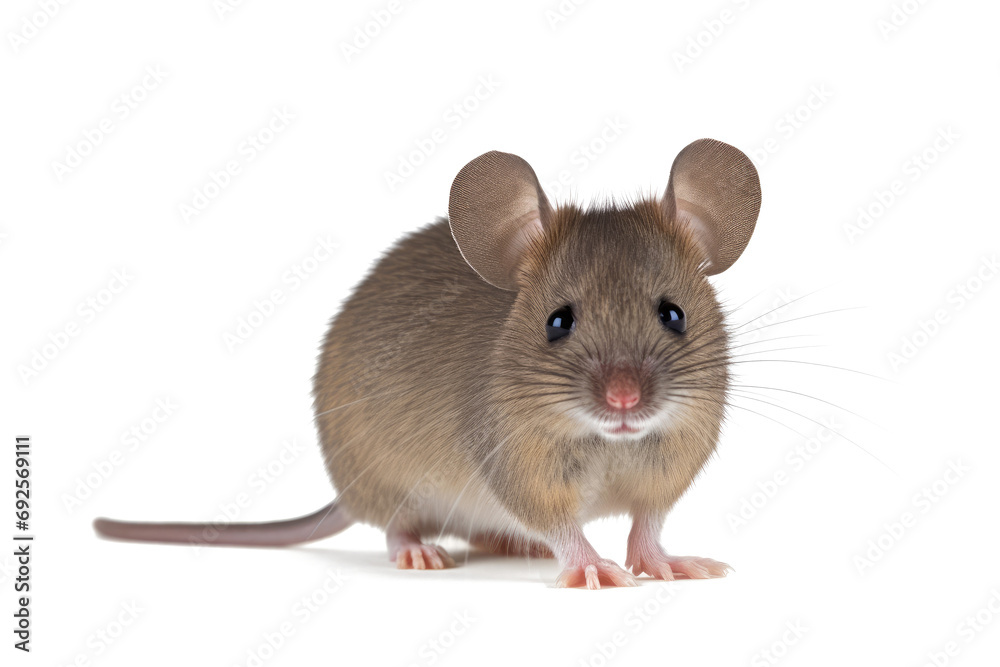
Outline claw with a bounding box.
[555,558,637,589]
[394,543,455,570]
[629,553,731,580]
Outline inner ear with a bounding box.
[448,151,552,291]
[663,139,761,275]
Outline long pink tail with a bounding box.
[93,501,353,548]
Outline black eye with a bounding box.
[546,306,576,342]
[658,301,686,333]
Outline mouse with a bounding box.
[94,138,762,589]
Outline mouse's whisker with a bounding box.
[503,380,578,391]
[651,332,729,372]
[724,390,897,475]
[728,358,888,381]
[432,435,516,544]
[726,344,830,359]
[728,287,829,331]
[312,390,397,418]
[670,389,821,441]
[670,384,895,476]
[494,394,579,406]
[721,287,774,318]
[503,366,581,384]
[727,306,866,338]
[667,352,886,382]
[667,343,824,375]
[725,333,823,353]
[503,383,577,392]
[727,383,881,427]
[382,467,443,531]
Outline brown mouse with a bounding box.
[95,138,762,589]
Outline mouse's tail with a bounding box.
[93,500,353,548]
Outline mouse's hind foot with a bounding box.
[387,528,455,570]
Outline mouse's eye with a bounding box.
[658,301,686,333]
[546,306,576,342]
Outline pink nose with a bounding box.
[606,386,640,410]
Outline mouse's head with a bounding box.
[449,140,761,441]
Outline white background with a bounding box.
[3,0,999,665]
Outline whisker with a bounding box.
[728,307,866,338]
[723,287,774,317]
[729,287,828,331]
[669,357,889,382]
[728,358,889,381]
[667,391,812,438]
[724,391,897,475]
[725,344,830,359]
[433,436,513,543]
[726,333,822,353]
[731,383,881,428]
[313,391,394,418]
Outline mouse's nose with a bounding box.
[606,382,641,411]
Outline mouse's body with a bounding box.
[95,139,761,588]
[314,219,523,545]
[314,211,726,571]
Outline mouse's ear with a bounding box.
[449,151,552,291]
[663,138,761,275]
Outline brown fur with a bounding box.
[312,198,728,541]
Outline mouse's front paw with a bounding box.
[626,552,732,580]
[555,558,638,590]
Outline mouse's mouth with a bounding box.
[585,397,688,440]
[595,416,654,440]
[605,421,642,436]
